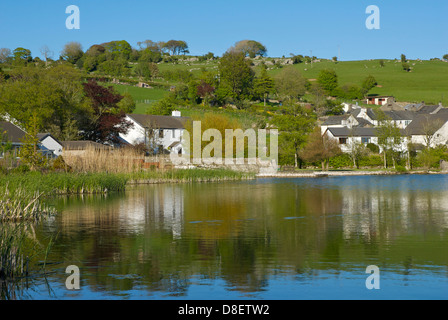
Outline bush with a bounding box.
[358,155,383,168]
[11,164,30,174]
[366,143,380,154]
[51,156,71,172]
[329,154,352,169]
[395,165,408,173]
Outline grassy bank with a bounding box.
[0,168,255,196]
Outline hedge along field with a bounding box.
[268,59,448,105]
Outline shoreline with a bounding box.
[256,170,448,178]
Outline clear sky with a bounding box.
[1,0,447,61]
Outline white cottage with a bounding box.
[405,110,448,148]
[37,133,63,157]
[119,111,188,155]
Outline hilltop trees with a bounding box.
[0,48,11,64]
[60,42,84,64]
[12,47,32,65]
[163,40,189,55]
[229,40,267,58]
[102,40,133,60]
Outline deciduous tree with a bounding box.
[274,103,315,167]
[60,42,83,64]
[81,79,132,144]
[230,40,267,58]
[317,69,338,96]
[217,51,255,107]
[299,126,342,171]
[274,66,306,102]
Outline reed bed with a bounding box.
[125,168,256,184]
[0,188,56,222]
[0,224,41,280]
[0,225,28,279]
[63,146,145,173]
[0,172,127,195]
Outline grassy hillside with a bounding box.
[271,59,448,105]
[111,58,448,111]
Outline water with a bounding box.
[6,175,448,299]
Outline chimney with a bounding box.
[172,110,181,117]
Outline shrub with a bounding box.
[366,143,380,154]
[358,155,383,168]
[329,154,353,169]
[11,164,30,174]
[395,165,408,173]
[51,156,71,172]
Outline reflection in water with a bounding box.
[12,175,448,299]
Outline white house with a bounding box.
[0,121,59,158]
[324,127,380,153]
[320,114,359,135]
[405,110,448,148]
[119,111,188,155]
[37,133,63,157]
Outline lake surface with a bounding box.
[6,175,448,300]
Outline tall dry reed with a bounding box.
[63,146,146,173]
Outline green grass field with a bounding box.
[268,59,448,105]
[110,84,170,114]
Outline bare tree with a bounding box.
[140,118,161,156]
[0,48,11,63]
[348,131,369,169]
[40,45,53,66]
[421,116,444,149]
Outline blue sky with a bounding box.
[1,0,447,61]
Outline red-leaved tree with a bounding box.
[82,79,132,144]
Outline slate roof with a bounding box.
[326,127,377,137]
[366,109,415,121]
[416,105,442,114]
[37,132,62,145]
[404,109,448,135]
[127,114,189,129]
[322,114,351,125]
[348,109,362,118]
[354,118,374,127]
[0,121,26,144]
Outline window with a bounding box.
[159,130,164,139]
[339,138,347,144]
[362,137,371,144]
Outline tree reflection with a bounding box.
[32,176,448,298]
